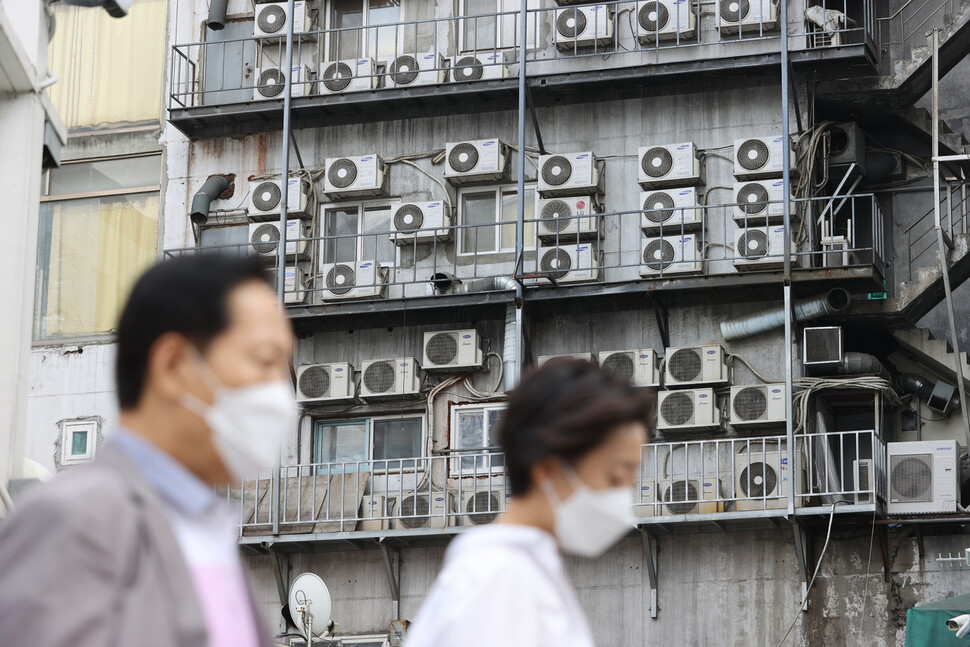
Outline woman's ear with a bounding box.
[530,457,572,503]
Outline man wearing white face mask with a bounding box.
[405,359,655,647]
[0,255,296,647]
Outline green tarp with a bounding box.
[906,592,970,647]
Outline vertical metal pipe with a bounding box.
[780,0,796,517]
[512,0,528,389]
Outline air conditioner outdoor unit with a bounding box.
[318,260,387,301]
[555,5,615,50]
[640,188,702,233]
[536,243,600,284]
[537,353,596,366]
[295,362,355,403]
[640,234,703,277]
[249,177,312,220]
[735,441,803,511]
[733,135,792,180]
[598,349,660,387]
[254,61,313,101]
[359,495,389,531]
[853,459,875,505]
[657,388,721,433]
[733,225,799,271]
[635,479,659,517]
[444,139,510,185]
[360,357,421,400]
[636,0,697,43]
[729,384,786,429]
[887,440,960,515]
[422,329,483,371]
[638,142,701,188]
[733,180,793,225]
[461,489,507,526]
[319,58,377,94]
[664,345,728,387]
[254,1,312,38]
[536,196,599,243]
[719,0,778,35]
[384,52,450,87]
[803,326,843,367]
[249,220,309,260]
[324,155,388,198]
[282,266,306,304]
[390,201,451,245]
[451,52,510,82]
[393,491,455,529]
[827,121,867,175]
[538,152,603,197]
[661,478,722,515]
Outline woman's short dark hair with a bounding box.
[498,358,656,496]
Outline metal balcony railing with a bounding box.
[905,180,970,281]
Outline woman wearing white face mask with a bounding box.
[404,359,655,647]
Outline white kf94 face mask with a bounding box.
[541,462,636,558]
[180,355,298,482]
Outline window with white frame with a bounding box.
[459,0,538,52]
[329,0,402,61]
[457,185,536,255]
[61,419,98,464]
[313,415,424,470]
[320,201,397,267]
[450,403,506,475]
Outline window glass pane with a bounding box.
[70,430,88,456]
[501,188,535,251]
[332,0,365,59]
[461,192,497,254]
[361,206,396,264]
[457,410,485,470]
[48,156,161,196]
[367,0,401,59]
[34,194,159,340]
[314,421,368,464]
[486,408,505,468]
[462,0,498,51]
[373,417,421,468]
[323,207,360,264]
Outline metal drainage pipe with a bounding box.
[720,288,851,341]
[207,0,228,30]
[189,175,230,226]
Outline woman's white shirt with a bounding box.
[404,524,595,647]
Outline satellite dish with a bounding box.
[288,572,334,643]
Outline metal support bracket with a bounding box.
[524,83,546,155]
[270,548,290,608]
[791,522,812,611]
[879,526,891,584]
[380,542,402,619]
[640,530,659,619]
[648,294,670,350]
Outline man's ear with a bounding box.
[147,333,195,404]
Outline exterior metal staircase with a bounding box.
[893,326,970,388]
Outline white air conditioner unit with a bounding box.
[444,139,510,185]
[249,177,312,220]
[423,329,483,371]
[638,142,701,188]
[324,155,387,198]
[384,52,449,87]
[664,345,728,387]
[733,179,793,225]
[719,0,778,35]
[254,1,312,38]
[254,61,313,101]
[536,196,600,243]
[461,489,507,526]
[536,243,600,284]
[360,357,421,399]
[538,152,603,197]
[733,225,799,271]
[735,441,804,511]
[657,388,721,433]
[640,188,702,233]
[639,234,703,277]
[853,459,875,505]
[555,5,615,50]
[359,495,389,531]
[451,52,510,82]
[282,266,307,304]
[636,0,697,43]
[635,479,659,517]
[319,58,377,94]
[249,220,309,260]
[393,491,455,529]
[295,363,355,403]
[733,135,792,180]
[729,384,786,429]
[887,440,960,515]
[390,201,451,245]
[661,478,722,515]
[598,349,660,387]
[318,260,387,301]
[537,353,596,366]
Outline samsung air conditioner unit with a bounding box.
[422,329,484,371]
[735,441,803,511]
[536,196,599,243]
[384,52,449,88]
[359,495,389,531]
[853,459,875,505]
[461,489,507,526]
[635,479,659,517]
[318,260,387,301]
[319,58,377,94]
[638,143,701,188]
[733,180,793,225]
[249,220,309,260]
[733,135,792,180]
[657,388,721,433]
[598,349,660,387]
[640,234,703,277]
[555,5,615,50]
[887,440,960,515]
[254,61,313,101]
[282,266,307,304]
[636,0,696,43]
[538,152,603,197]
[249,177,312,220]
[537,353,596,367]
[324,155,388,198]
[640,188,702,233]
[661,478,722,515]
[393,491,455,529]
[451,52,510,82]
[360,357,421,400]
[719,0,778,35]
[729,384,786,429]
[733,225,798,271]
[391,201,451,245]
[536,243,600,284]
[444,139,510,185]
[664,345,728,387]
[295,363,355,403]
[254,1,312,39]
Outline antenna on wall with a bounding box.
[288,572,336,645]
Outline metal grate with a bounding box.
[425,333,458,366]
[328,158,359,189]
[256,68,285,98]
[642,192,676,223]
[643,239,675,270]
[556,9,587,38]
[363,361,396,394]
[466,491,500,525]
[601,352,636,382]
[453,56,484,82]
[325,264,356,295]
[389,55,420,85]
[540,247,572,279]
[890,454,933,502]
[541,155,573,186]
[667,348,702,382]
[256,4,287,34]
[720,0,750,22]
[539,199,573,233]
[660,391,695,426]
[739,461,777,497]
[448,143,480,173]
[394,204,424,232]
[399,494,430,528]
[322,61,354,92]
[641,147,674,178]
[736,138,769,170]
[663,480,698,515]
[298,366,331,399]
[638,2,670,31]
[252,181,281,212]
[738,229,769,258]
[733,386,767,421]
[737,182,770,215]
[250,223,280,254]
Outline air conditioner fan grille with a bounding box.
[256,68,285,98]
[453,56,484,81]
[739,461,777,498]
[733,387,768,421]
[641,147,674,178]
[325,264,356,296]
[541,155,573,187]
[890,454,933,502]
[466,492,500,525]
[601,353,636,382]
[323,61,354,92]
[643,192,676,223]
[638,2,670,31]
[328,158,359,189]
[389,55,420,85]
[663,480,698,515]
[425,333,459,366]
[668,348,702,382]
[540,248,573,279]
[363,361,396,394]
[661,391,695,426]
[557,9,588,38]
[252,181,282,212]
[737,138,770,170]
[448,143,480,173]
[298,366,331,399]
[251,224,281,254]
[257,5,287,34]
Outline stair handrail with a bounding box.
[906,179,970,280]
[878,0,956,48]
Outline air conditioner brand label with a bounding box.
[359,262,373,268]
[578,245,590,252]
[698,393,708,399]
[576,199,587,209]
[780,458,789,465]
[678,190,692,196]
[429,202,440,207]
[358,59,369,64]
[483,140,496,146]
[772,180,784,188]
[576,153,589,159]
[772,227,786,234]
[422,54,435,60]
[361,155,373,161]
[334,367,344,373]
[462,334,472,339]
[676,144,690,150]
[773,136,784,143]
[434,496,444,502]
[771,388,782,394]
[706,349,716,355]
